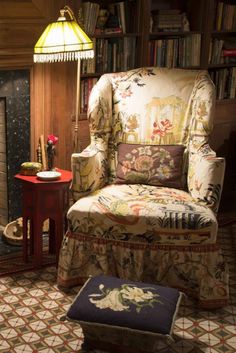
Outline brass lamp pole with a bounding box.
[34,5,94,152]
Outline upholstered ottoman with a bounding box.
[66,275,183,353]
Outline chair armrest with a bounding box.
[188,144,225,213]
[71,140,107,201]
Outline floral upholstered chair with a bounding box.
[57,67,228,308]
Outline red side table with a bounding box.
[15,169,72,267]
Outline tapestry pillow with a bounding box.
[66,275,183,352]
[115,143,185,189]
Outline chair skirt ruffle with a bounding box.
[57,230,229,309]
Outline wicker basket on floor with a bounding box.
[2,218,49,246]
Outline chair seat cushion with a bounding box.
[68,184,217,245]
[66,275,183,351]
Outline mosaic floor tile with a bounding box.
[0,225,236,353]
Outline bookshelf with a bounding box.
[137,0,236,210]
[76,0,236,209]
[78,0,142,116]
[77,1,236,116]
[204,0,236,100]
[137,0,205,68]
[77,0,236,105]
[207,0,236,210]
[135,0,236,102]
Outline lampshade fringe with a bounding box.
[34,50,94,63]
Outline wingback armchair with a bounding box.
[57,67,228,308]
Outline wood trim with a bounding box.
[137,0,151,67]
[30,60,78,170]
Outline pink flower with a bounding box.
[47,134,58,170]
[134,155,153,172]
[122,160,132,175]
[152,119,173,137]
[47,134,58,145]
[121,90,132,98]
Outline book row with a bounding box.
[150,9,190,33]
[80,78,98,114]
[210,67,236,100]
[209,38,236,65]
[148,34,201,68]
[80,68,236,109]
[214,1,236,31]
[81,37,137,74]
[80,1,136,35]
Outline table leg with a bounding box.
[33,215,43,268]
[55,218,64,264]
[22,215,28,262]
[29,218,34,255]
[49,218,55,254]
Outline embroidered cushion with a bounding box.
[115,143,185,189]
[66,275,183,352]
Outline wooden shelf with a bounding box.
[212,30,236,35]
[216,98,236,105]
[208,63,236,69]
[93,32,140,38]
[81,73,101,78]
[149,30,202,37]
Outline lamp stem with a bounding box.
[74,58,81,152]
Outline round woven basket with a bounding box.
[2,218,49,246]
[2,218,29,246]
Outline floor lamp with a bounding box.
[34,5,94,152]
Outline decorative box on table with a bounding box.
[20,162,42,176]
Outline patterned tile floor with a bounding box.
[0,225,235,353]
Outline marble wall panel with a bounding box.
[0,70,30,222]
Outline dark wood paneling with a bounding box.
[0,0,55,67]
[211,100,236,211]
[30,61,78,170]
[29,1,81,170]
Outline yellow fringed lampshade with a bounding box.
[34,7,94,63]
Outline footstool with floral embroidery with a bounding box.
[66,275,183,353]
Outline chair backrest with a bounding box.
[88,67,216,182]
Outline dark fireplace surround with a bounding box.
[0,70,30,222]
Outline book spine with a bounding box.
[230,67,236,98]
[223,49,236,56]
[210,67,236,100]
[157,40,162,66]
[216,2,224,30]
[148,41,152,66]
[80,80,84,113]
[118,2,126,34]
[83,79,89,113]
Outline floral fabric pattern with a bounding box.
[89,283,161,313]
[58,67,228,308]
[71,139,107,201]
[58,233,228,308]
[188,145,225,213]
[115,143,185,188]
[67,184,217,245]
[66,275,182,351]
